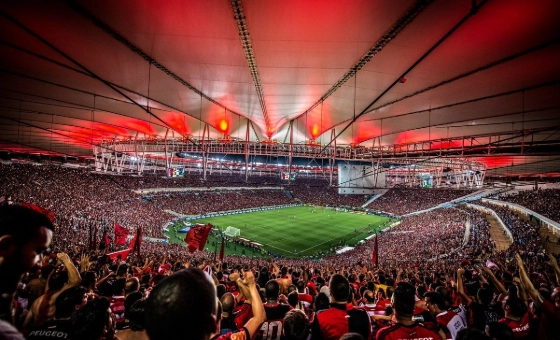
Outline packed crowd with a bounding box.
[115,172,283,190]
[366,187,474,215]
[476,201,542,255]
[499,189,560,224]
[288,178,369,208]
[146,190,294,215]
[1,162,560,340]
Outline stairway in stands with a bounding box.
[486,214,512,252]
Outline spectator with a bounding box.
[144,268,265,340]
[27,286,87,340]
[311,274,370,340]
[283,309,309,340]
[115,299,148,340]
[70,296,116,340]
[0,205,54,340]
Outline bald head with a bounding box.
[220,292,235,314]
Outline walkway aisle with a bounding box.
[486,214,512,252]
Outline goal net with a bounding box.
[223,226,240,238]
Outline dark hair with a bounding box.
[456,328,491,340]
[48,271,69,292]
[55,286,87,319]
[315,292,330,312]
[296,280,306,293]
[125,277,140,294]
[116,264,129,277]
[257,266,269,288]
[287,284,297,295]
[145,269,217,340]
[124,292,143,319]
[340,333,365,340]
[0,205,54,246]
[70,297,111,340]
[287,291,299,308]
[477,286,492,305]
[392,282,415,318]
[128,299,147,332]
[329,274,350,303]
[504,297,527,318]
[82,271,97,288]
[112,278,126,296]
[216,284,226,299]
[416,286,427,299]
[265,280,280,299]
[435,286,452,309]
[283,309,309,340]
[486,322,515,340]
[424,291,445,311]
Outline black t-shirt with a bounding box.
[220,315,238,335]
[468,301,503,331]
[26,319,72,340]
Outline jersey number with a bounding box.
[260,320,282,340]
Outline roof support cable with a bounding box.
[318,0,490,154]
[229,0,272,136]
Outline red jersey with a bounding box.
[538,300,560,340]
[233,303,253,331]
[109,296,126,328]
[376,323,441,340]
[499,313,530,339]
[297,292,313,308]
[435,305,467,339]
[375,299,391,312]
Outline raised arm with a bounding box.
[239,269,266,340]
[515,253,543,307]
[547,254,560,286]
[51,252,81,296]
[481,266,508,301]
[457,268,473,306]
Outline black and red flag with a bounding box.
[184,224,212,253]
[371,234,379,265]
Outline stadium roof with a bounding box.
[0,0,559,177]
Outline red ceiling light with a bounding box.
[219,119,228,133]
[311,124,320,139]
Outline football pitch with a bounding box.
[165,206,391,258]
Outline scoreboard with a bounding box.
[168,167,185,177]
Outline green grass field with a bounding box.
[164,206,390,258]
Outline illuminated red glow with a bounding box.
[121,120,155,135]
[219,120,228,133]
[165,113,189,136]
[311,124,320,139]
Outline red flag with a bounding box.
[107,248,132,261]
[219,237,225,262]
[371,234,379,265]
[22,202,55,222]
[114,224,129,245]
[184,224,212,253]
